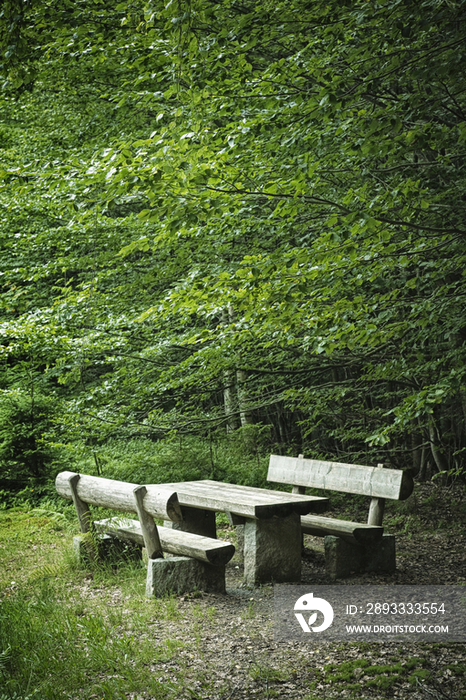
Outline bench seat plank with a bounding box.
[268,455,413,500]
[160,479,328,519]
[301,514,384,545]
[94,517,235,567]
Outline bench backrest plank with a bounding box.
[55,471,182,522]
[267,455,413,501]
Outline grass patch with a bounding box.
[308,655,430,697]
[0,508,199,699]
[249,662,292,682]
[0,579,183,699]
[0,507,75,590]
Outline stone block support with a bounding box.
[235,524,245,563]
[243,512,301,586]
[324,534,396,580]
[73,534,142,565]
[324,536,363,579]
[145,556,226,596]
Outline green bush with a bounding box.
[74,429,271,488]
[0,389,58,497]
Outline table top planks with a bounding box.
[157,479,329,519]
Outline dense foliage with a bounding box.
[0,0,465,488]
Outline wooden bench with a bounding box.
[267,455,414,579]
[158,479,329,585]
[55,471,235,595]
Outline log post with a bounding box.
[133,485,163,559]
[68,473,93,534]
[292,454,306,495]
[367,464,385,526]
[291,455,306,553]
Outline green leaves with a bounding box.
[0,0,465,471]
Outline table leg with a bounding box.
[243,512,301,585]
[164,506,217,539]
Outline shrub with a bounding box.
[0,389,58,496]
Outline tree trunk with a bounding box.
[223,369,240,432]
[221,307,240,432]
[236,368,254,427]
[428,412,449,481]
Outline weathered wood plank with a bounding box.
[68,473,93,534]
[166,481,292,504]
[133,485,163,559]
[367,497,386,526]
[267,455,413,500]
[301,514,384,545]
[55,471,182,522]
[94,517,235,567]
[160,479,328,519]
[201,480,327,505]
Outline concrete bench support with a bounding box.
[73,534,142,564]
[243,512,301,585]
[324,534,396,580]
[146,556,226,596]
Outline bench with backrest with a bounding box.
[267,455,414,579]
[55,471,235,595]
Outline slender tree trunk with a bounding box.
[221,305,254,430]
[428,412,448,481]
[221,308,240,432]
[236,368,254,427]
[223,370,239,432]
[411,420,424,477]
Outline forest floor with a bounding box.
[161,482,466,700]
[1,482,466,700]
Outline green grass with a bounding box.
[307,656,431,697]
[0,506,197,699]
[0,573,183,700]
[0,576,187,699]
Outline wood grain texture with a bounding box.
[68,473,93,534]
[301,514,384,544]
[133,485,163,559]
[94,517,235,566]
[160,479,328,519]
[367,497,386,526]
[55,471,182,522]
[267,455,414,500]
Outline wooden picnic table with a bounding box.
[159,479,329,585]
